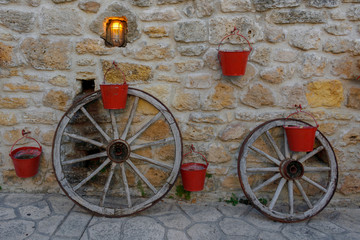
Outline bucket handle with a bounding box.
[285,105,319,128]
[10,130,42,155]
[183,145,208,167]
[217,27,253,53]
[103,61,127,85]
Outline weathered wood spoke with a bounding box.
[253,173,282,193]
[73,158,111,191]
[81,107,111,142]
[127,112,162,144]
[62,152,107,165]
[131,137,174,151]
[269,178,287,210]
[121,97,139,140]
[288,180,294,215]
[126,160,157,193]
[302,175,327,193]
[249,146,281,166]
[130,153,173,170]
[265,131,285,161]
[63,132,107,148]
[110,110,119,139]
[294,179,313,209]
[246,167,279,173]
[100,163,117,207]
[120,163,132,208]
[283,130,290,159]
[298,146,325,164]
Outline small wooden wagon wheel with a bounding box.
[52,88,182,217]
[238,119,338,222]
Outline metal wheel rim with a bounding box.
[238,118,338,222]
[52,88,183,217]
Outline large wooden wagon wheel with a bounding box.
[238,118,338,222]
[52,88,182,217]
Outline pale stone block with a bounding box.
[0,10,35,32]
[133,42,174,60]
[242,84,275,108]
[250,45,271,66]
[202,83,236,110]
[174,59,204,73]
[220,0,253,13]
[174,20,208,42]
[347,6,360,21]
[325,22,352,36]
[264,25,285,43]
[76,38,112,55]
[189,112,226,124]
[271,9,326,24]
[308,0,340,8]
[182,123,215,141]
[221,175,241,189]
[219,122,245,141]
[289,28,321,50]
[301,53,327,78]
[78,1,101,13]
[0,97,28,108]
[331,57,353,79]
[208,143,231,163]
[143,26,169,38]
[102,60,152,83]
[172,88,200,111]
[273,49,298,63]
[0,112,18,126]
[347,87,360,109]
[194,0,214,18]
[203,48,220,70]
[43,90,71,111]
[306,80,344,107]
[40,8,83,35]
[185,73,212,89]
[323,37,351,53]
[177,43,208,56]
[3,83,41,92]
[140,8,181,21]
[253,0,300,11]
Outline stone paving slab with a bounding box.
[0,193,360,240]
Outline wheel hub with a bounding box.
[280,159,304,180]
[107,139,130,163]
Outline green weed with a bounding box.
[175,185,191,200]
[137,180,146,197]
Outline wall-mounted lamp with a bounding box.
[101,17,128,47]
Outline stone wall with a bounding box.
[0,0,359,206]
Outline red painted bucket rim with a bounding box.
[9,130,42,159]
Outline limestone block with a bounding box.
[157,75,180,82]
[90,3,140,42]
[318,122,336,136]
[301,53,327,78]
[0,10,35,32]
[331,57,353,79]
[177,43,208,56]
[0,97,28,108]
[77,59,96,66]
[143,26,169,38]
[253,0,300,11]
[3,83,41,92]
[271,9,326,24]
[132,0,151,7]
[133,43,174,60]
[194,0,214,18]
[174,20,207,43]
[145,168,168,187]
[183,4,196,17]
[323,38,351,54]
[308,0,340,8]
[306,80,344,107]
[24,74,46,82]
[203,48,220,70]
[242,84,275,109]
[0,33,17,41]
[143,85,170,103]
[264,25,285,43]
[49,75,69,87]
[140,8,181,21]
[343,128,360,145]
[76,38,112,55]
[347,87,360,109]
[339,173,360,195]
[78,1,101,13]
[21,38,71,70]
[182,123,215,141]
[289,29,321,50]
[26,0,40,6]
[325,23,352,36]
[220,0,252,13]
[273,49,298,63]
[53,0,76,3]
[202,83,236,110]
[0,111,17,126]
[0,42,13,67]
[189,112,226,124]
[43,90,71,111]
[174,59,204,73]
[221,175,241,189]
[172,88,200,111]
[102,60,152,83]
[3,129,22,145]
[260,66,287,84]
[230,63,257,88]
[250,46,271,66]
[156,64,171,71]
[219,122,245,141]
[347,6,360,21]
[76,72,97,80]
[352,39,360,56]
[209,16,263,45]
[207,143,231,163]
[279,85,307,109]
[157,0,185,4]
[184,73,212,89]
[40,8,83,35]
[141,120,171,141]
[23,112,57,124]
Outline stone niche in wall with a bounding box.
[90,2,140,43]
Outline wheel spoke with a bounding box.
[294,179,313,209]
[304,167,331,172]
[288,180,294,215]
[269,178,287,210]
[298,146,325,164]
[126,159,157,193]
[301,176,327,193]
[121,97,139,140]
[130,153,173,170]
[81,107,111,142]
[127,112,162,144]
[253,173,282,193]
[73,158,111,191]
[249,146,281,166]
[110,110,119,139]
[62,152,107,165]
[63,132,107,148]
[100,163,117,207]
[131,137,174,151]
[120,163,132,208]
[265,131,285,161]
[284,130,290,159]
[247,167,279,172]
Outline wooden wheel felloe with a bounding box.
[52,89,182,217]
[238,119,338,222]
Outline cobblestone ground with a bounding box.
[0,193,359,240]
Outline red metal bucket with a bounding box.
[218,27,252,76]
[101,61,128,109]
[284,105,318,152]
[180,145,208,192]
[9,130,42,178]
